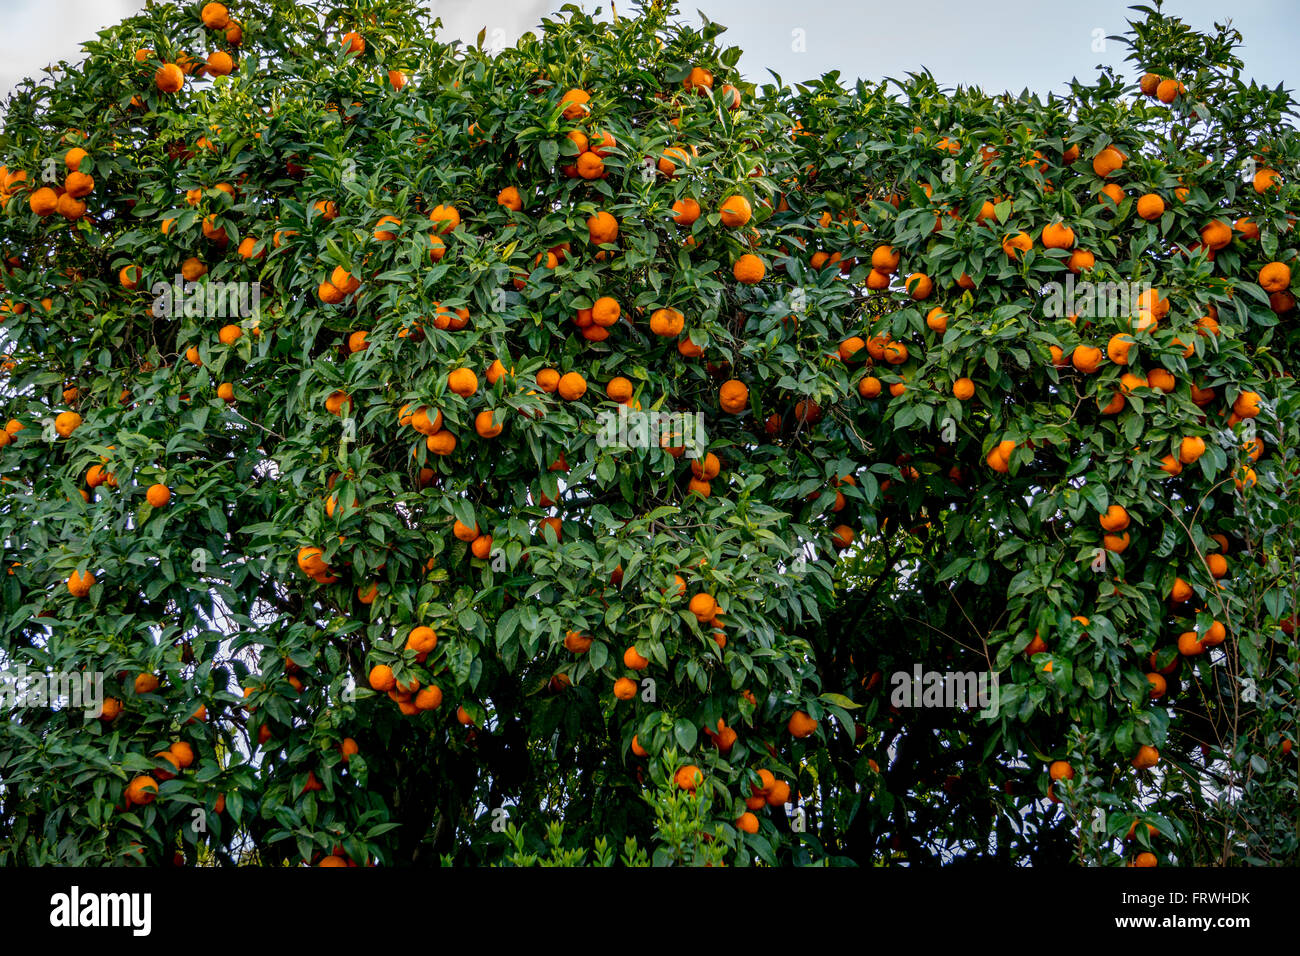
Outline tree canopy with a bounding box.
[0,0,1297,866]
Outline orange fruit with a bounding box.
[560,88,590,119]
[1071,345,1104,373]
[557,372,587,401]
[201,3,229,28]
[1092,146,1124,177]
[649,307,685,337]
[1132,745,1160,769]
[674,765,703,791]
[719,379,748,414]
[1200,219,1232,250]
[788,710,817,738]
[1178,436,1205,464]
[688,593,717,622]
[1178,631,1205,656]
[719,195,752,228]
[870,245,900,273]
[474,409,504,438]
[447,367,478,397]
[1099,504,1129,532]
[1253,168,1281,194]
[415,685,443,710]
[1041,222,1075,249]
[1136,193,1165,220]
[588,211,619,245]
[590,295,621,327]
[672,198,701,225]
[126,776,159,806]
[28,187,58,216]
[733,253,765,284]
[1258,261,1291,293]
[155,63,185,92]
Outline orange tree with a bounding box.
[0,0,1296,866]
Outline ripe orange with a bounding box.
[155,63,185,92]
[1092,146,1124,177]
[29,187,58,216]
[560,88,590,119]
[688,593,717,622]
[672,198,701,225]
[1155,78,1183,103]
[1041,222,1075,249]
[1258,261,1291,293]
[1098,183,1125,206]
[368,665,396,692]
[788,710,817,738]
[691,452,720,480]
[557,372,587,401]
[406,626,437,655]
[858,376,882,398]
[1071,345,1103,373]
[126,776,159,806]
[719,380,748,414]
[733,253,765,284]
[447,367,478,397]
[1178,436,1205,464]
[1099,504,1129,532]
[1177,631,1205,656]
[1002,232,1033,259]
[1132,745,1160,769]
[563,630,592,653]
[474,409,504,438]
[415,685,443,710]
[649,307,685,337]
[588,210,619,245]
[1136,193,1165,220]
[207,50,234,76]
[1253,167,1280,193]
[201,3,229,28]
[719,195,752,228]
[870,244,900,273]
[674,765,702,790]
[1206,553,1228,578]
[1200,219,1232,251]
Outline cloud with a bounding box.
[426,0,552,50]
[0,0,144,104]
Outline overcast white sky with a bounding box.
[1,0,1295,105]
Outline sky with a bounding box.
[0,0,1295,106]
